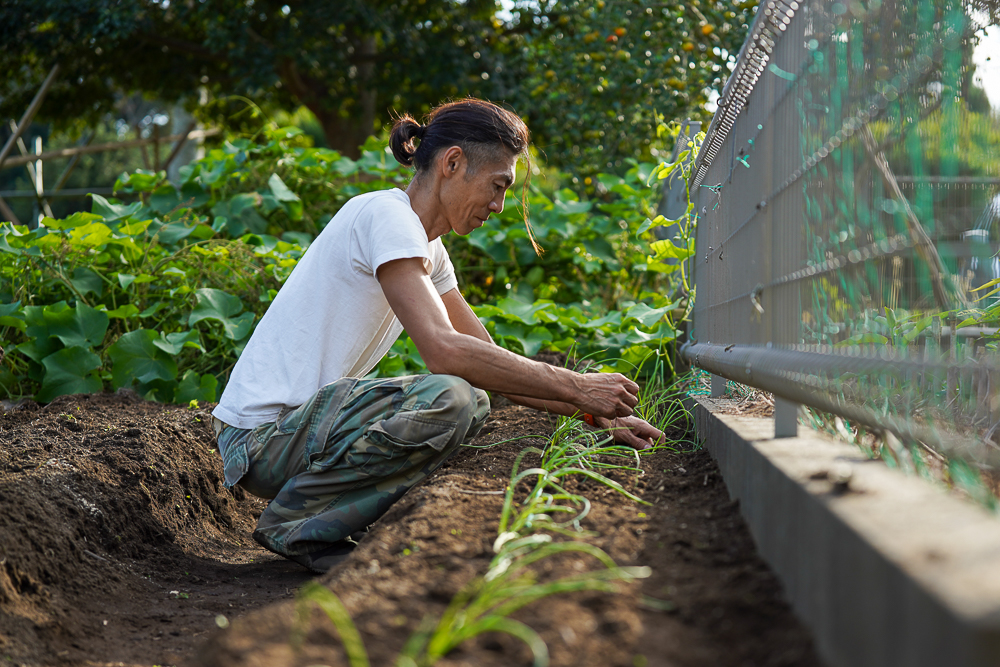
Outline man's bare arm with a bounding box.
[377,258,639,419]
[438,286,666,450]
[439,287,584,416]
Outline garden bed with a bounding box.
[0,392,823,667]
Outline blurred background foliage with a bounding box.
[0,0,722,402]
[0,125,696,403]
[0,0,753,178]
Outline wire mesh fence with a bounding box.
[682,0,1000,468]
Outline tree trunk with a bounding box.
[278,35,378,159]
[310,107,371,159]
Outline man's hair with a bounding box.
[390,98,529,173]
[389,98,539,253]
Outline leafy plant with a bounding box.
[1,126,692,402]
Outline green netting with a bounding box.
[689,0,1000,467]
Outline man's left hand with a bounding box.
[593,415,665,450]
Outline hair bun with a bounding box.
[389,115,423,167]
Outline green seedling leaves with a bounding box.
[108,329,179,388]
[37,346,103,402]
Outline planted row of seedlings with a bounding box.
[292,385,696,667]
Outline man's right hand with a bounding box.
[572,372,640,419]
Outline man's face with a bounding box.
[441,152,518,236]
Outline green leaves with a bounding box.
[0,301,26,333]
[188,288,255,340]
[649,238,695,261]
[2,129,688,403]
[108,330,178,387]
[175,370,218,403]
[37,346,103,402]
[624,303,671,328]
[90,194,143,222]
[24,301,109,350]
[267,173,303,221]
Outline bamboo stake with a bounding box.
[51,131,96,193]
[160,120,198,173]
[135,123,150,170]
[8,120,54,221]
[0,64,59,171]
[859,124,969,310]
[0,197,21,225]
[0,128,220,169]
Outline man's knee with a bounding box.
[407,374,490,444]
[416,374,475,415]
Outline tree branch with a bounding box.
[138,32,224,62]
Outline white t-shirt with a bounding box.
[213,188,458,429]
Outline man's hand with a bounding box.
[573,372,640,420]
[593,414,665,450]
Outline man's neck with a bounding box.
[405,178,448,242]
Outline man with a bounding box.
[212,99,664,572]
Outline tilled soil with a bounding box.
[0,391,824,667]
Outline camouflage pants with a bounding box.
[215,374,490,557]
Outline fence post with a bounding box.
[774,397,799,438]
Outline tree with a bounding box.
[0,0,755,168]
[493,0,755,172]
[0,0,500,157]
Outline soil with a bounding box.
[0,390,824,667]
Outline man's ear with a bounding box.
[439,145,465,179]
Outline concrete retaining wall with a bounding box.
[690,395,1000,667]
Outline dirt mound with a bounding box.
[190,406,824,667]
[0,391,309,666]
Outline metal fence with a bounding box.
[682,0,1000,467]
